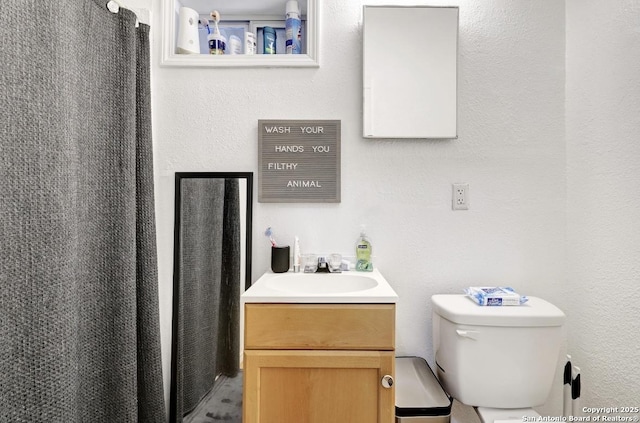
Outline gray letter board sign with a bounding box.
[258,119,341,203]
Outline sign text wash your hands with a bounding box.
[258,120,341,203]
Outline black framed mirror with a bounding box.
[169,172,253,423]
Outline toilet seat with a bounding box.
[476,407,540,423]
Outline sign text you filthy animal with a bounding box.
[259,120,341,202]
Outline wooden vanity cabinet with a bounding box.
[243,303,396,423]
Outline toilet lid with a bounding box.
[431,294,565,327]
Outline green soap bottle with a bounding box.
[355,225,373,272]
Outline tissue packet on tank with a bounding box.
[465,286,528,306]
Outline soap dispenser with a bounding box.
[176,7,201,54]
[355,225,373,272]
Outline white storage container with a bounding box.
[395,357,452,422]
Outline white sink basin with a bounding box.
[241,269,398,303]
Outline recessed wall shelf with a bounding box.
[161,0,319,67]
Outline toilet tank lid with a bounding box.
[431,294,565,327]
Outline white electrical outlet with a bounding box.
[452,183,469,210]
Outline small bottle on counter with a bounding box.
[293,236,301,272]
[355,225,373,272]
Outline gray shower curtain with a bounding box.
[0,1,165,422]
[174,178,240,421]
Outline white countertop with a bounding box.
[241,268,398,303]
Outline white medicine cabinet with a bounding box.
[161,0,318,67]
[362,6,458,138]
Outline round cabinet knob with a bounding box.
[381,375,394,389]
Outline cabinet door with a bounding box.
[244,350,394,423]
[363,6,458,138]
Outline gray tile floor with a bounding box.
[182,374,478,423]
[183,373,242,423]
[451,399,482,423]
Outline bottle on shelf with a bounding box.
[263,26,277,54]
[207,10,226,55]
[285,1,302,54]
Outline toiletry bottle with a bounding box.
[285,0,302,54]
[207,10,226,55]
[208,32,226,54]
[355,225,373,272]
[228,34,242,54]
[293,236,301,273]
[245,32,256,55]
[263,26,277,54]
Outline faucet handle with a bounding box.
[302,254,318,273]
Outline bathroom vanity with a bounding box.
[241,270,398,422]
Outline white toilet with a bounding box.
[431,294,565,423]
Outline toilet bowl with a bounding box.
[431,294,565,423]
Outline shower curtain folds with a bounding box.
[1,1,165,421]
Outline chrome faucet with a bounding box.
[302,255,343,273]
[316,256,329,272]
[316,256,341,273]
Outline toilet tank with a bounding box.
[431,294,565,409]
